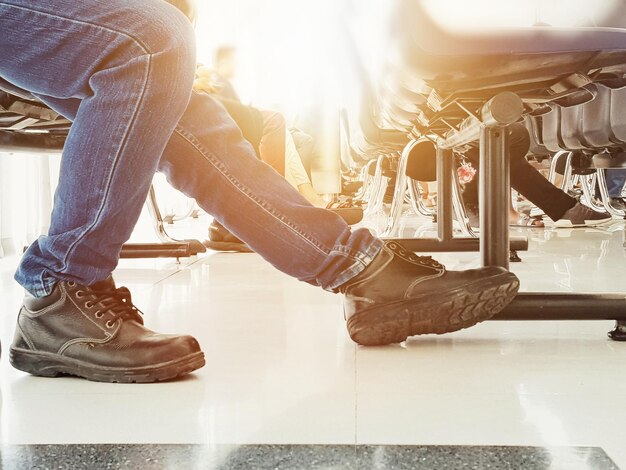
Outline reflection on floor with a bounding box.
[1,214,626,469]
[1,445,620,469]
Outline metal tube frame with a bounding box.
[383,140,420,237]
[548,150,570,185]
[580,174,606,212]
[596,169,626,218]
[120,185,206,259]
[355,159,377,202]
[365,155,388,216]
[452,170,478,238]
[407,179,436,218]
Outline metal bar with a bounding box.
[0,131,64,154]
[480,126,510,269]
[120,243,191,259]
[365,155,386,215]
[596,169,626,217]
[494,292,626,321]
[580,174,606,212]
[146,185,175,244]
[407,178,435,217]
[560,152,574,193]
[438,92,524,150]
[383,140,418,237]
[452,171,478,238]
[385,237,528,253]
[548,151,570,185]
[141,185,206,257]
[436,146,453,242]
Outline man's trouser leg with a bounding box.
[0,0,196,297]
[3,0,206,383]
[159,93,384,291]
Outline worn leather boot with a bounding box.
[10,277,205,383]
[341,241,520,346]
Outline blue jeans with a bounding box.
[0,0,382,297]
[605,169,626,198]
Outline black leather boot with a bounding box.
[340,241,520,346]
[9,278,205,383]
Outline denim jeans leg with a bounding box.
[605,169,626,198]
[158,93,383,291]
[0,0,196,296]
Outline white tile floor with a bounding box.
[1,215,626,468]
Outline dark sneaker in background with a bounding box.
[554,202,612,228]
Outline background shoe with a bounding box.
[465,203,480,228]
[510,213,545,228]
[341,241,520,346]
[553,202,612,228]
[204,220,253,253]
[610,197,626,212]
[10,278,205,383]
[326,200,364,225]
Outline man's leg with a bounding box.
[158,92,520,344]
[605,169,626,198]
[465,124,577,222]
[1,0,204,382]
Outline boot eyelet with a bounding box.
[76,291,84,298]
[67,281,76,287]
[84,301,93,308]
[95,312,104,319]
[105,320,115,329]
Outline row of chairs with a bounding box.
[340,1,626,239]
[339,0,626,339]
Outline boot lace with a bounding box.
[387,242,444,270]
[84,286,144,327]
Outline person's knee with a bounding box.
[129,1,197,94]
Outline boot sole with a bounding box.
[346,271,520,346]
[9,348,206,383]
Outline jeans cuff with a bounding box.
[325,238,385,293]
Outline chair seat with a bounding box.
[0,76,37,102]
[394,1,626,93]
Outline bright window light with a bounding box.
[422,0,621,30]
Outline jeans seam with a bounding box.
[174,126,331,256]
[56,56,153,275]
[0,2,153,55]
[0,2,157,282]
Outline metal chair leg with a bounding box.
[407,178,435,217]
[596,169,626,217]
[355,160,376,201]
[146,185,179,243]
[452,171,478,238]
[365,155,387,215]
[560,152,575,193]
[580,174,606,212]
[383,140,420,237]
[548,150,570,185]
